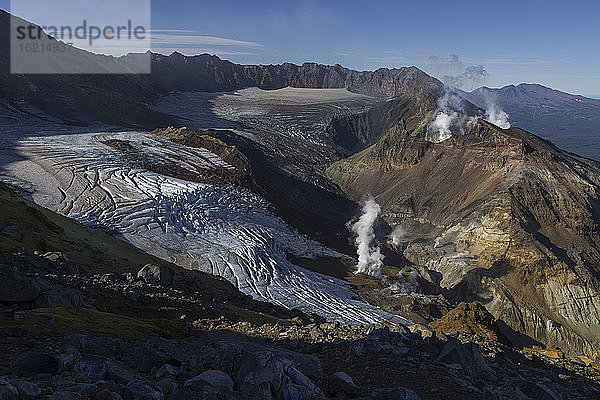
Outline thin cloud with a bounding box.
[338,50,420,66]
[151,33,263,48]
[461,57,552,66]
[339,51,554,69]
[149,29,197,33]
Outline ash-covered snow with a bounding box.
[154,87,375,147]
[1,130,407,325]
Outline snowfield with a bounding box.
[0,127,408,325]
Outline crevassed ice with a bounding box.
[4,131,408,326]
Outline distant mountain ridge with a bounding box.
[462,83,600,161]
[0,9,445,128]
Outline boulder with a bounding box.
[436,339,495,380]
[145,333,186,362]
[234,351,322,400]
[351,334,409,358]
[156,378,178,396]
[63,334,124,358]
[137,264,174,286]
[99,273,121,283]
[407,324,435,339]
[11,353,59,376]
[50,392,84,400]
[0,271,40,303]
[370,386,421,400]
[0,377,18,400]
[12,380,41,399]
[123,380,163,400]
[73,355,108,381]
[185,369,233,394]
[125,345,168,373]
[515,380,562,400]
[155,364,180,379]
[280,366,323,400]
[185,331,322,381]
[309,326,325,340]
[326,372,359,398]
[184,342,240,378]
[389,324,410,334]
[107,359,140,385]
[33,282,83,308]
[73,355,138,384]
[58,351,82,372]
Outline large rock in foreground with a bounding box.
[429,302,509,344]
[0,271,40,303]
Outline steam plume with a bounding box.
[482,92,511,128]
[389,225,406,246]
[426,55,483,142]
[429,55,511,129]
[426,91,475,142]
[349,195,384,279]
[429,54,488,91]
[485,104,510,129]
[428,110,458,142]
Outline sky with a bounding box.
[3,0,600,96]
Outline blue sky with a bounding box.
[3,0,600,96]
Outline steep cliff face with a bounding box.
[326,94,439,156]
[150,54,444,99]
[327,119,600,357]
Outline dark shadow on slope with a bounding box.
[208,130,360,255]
[443,269,544,350]
[327,99,400,155]
[150,91,242,130]
[496,320,543,349]
[510,191,577,270]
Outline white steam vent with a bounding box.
[348,195,384,279]
[425,54,511,139]
[426,91,476,143]
[389,224,406,246]
[483,95,511,129]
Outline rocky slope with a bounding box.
[327,118,600,358]
[2,178,599,400]
[429,302,509,344]
[2,241,600,399]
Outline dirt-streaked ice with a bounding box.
[154,87,375,147]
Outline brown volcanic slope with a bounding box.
[327,119,600,357]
